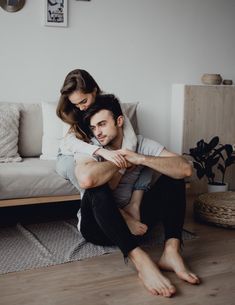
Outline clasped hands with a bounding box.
[97,148,142,170]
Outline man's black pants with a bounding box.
[80,175,186,257]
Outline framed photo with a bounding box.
[44,0,68,27]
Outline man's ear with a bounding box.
[117,115,124,127]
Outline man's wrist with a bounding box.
[137,154,146,165]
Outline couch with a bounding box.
[0,101,138,208]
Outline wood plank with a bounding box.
[0,194,80,207]
[0,195,234,305]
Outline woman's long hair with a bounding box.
[56,69,102,141]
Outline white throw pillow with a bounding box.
[40,102,70,160]
[0,105,22,163]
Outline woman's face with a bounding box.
[68,89,96,111]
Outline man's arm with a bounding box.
[118,148,192,179]
[75,156,122,189]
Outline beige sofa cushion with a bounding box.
[18,103,43,157]
[0,158,79,200]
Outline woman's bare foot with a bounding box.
[120,209,148,236]
[124,189,144,221]
[123,202,141,221]
[158,239,200,285]
[129,247,176,297]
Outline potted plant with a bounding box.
[186,136,235,192]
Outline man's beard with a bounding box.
[97,134,116,148]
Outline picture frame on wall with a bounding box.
[44,0,68,27]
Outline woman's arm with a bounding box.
[60,132,129,168]
[60,132,100,156]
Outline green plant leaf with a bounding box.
[206,155,220,167]
[217,163,225,174]
[224,144,233,157]
[208,136,219,150]
[212,145,225,156]
[193,162,205,179]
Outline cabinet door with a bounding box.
[183,85,235,193]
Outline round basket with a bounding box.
[194,192,235,229]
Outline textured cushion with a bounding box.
[40,102,70,160]
[0,105,22,163]
[0,158,79,200]
[0,102,43,157]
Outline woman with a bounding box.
[56,69,152,235]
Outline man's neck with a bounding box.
[106,131,123,150]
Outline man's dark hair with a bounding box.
[83,94,123,127]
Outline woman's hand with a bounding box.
[95,148,129,168]
[117,148,143,165]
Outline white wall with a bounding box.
[1,0,235,146]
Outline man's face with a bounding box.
[89,109,122,146]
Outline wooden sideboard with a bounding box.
[170,84,235,193]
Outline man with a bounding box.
[75,95,200,298]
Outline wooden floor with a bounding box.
[0,195,234,305]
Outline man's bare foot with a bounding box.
[120,210,147,236]
[158,239,200,285]
[129,247,176,297]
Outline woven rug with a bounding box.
[0,218,196,275]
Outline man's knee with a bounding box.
[162,175,185,188]
[85,185,113,209]
[171,177,185,189]
[82,186,117,228]
[88,184,111,195]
